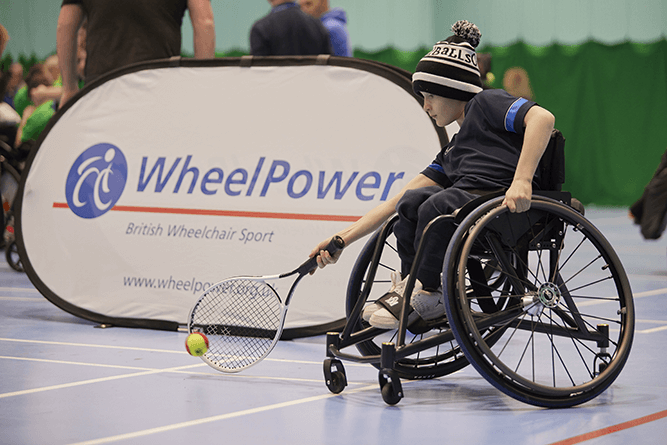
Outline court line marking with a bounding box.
[0,338,186,354]
[0,363,205,399]
[637,325,667,334]
[0,286,41,293]
[67,383,380,445]
[0,337,369,367]
[548,409,667,445]
[0,356,350,397]
[576,287,667,308]
[633,288,667,298]
[0,296,46,301]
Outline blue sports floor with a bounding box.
[1,207,666,445]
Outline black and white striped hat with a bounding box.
[412,20,483,101]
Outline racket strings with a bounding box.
[191,278,283,371]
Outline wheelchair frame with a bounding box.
[1,139,26,272]
[322,132,635,407]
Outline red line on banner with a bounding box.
[548,409,667,445]
[52,202,360,222]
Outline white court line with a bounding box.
[0,337,369,367]
[636,319,667,324]
[0,286,40,293]
[0,337,185,354]
[635,319,667,334]
[633,288,667,298]
[576,287,667,307]
[0,355,333,393]
[0,363,205,399]
[0,355,160,371]
[68,383,380,445]
[0,296,46,301]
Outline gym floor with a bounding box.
[1,207,666,445]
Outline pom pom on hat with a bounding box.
[451,20,482,48]
[412,20,484,101]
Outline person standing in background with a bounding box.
[299,0,351,57]
[3,63,26,110]
[57,0,216,106]
[250,0,332,56]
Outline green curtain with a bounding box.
[354,41,667,207]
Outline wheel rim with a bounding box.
[449,199,634,405]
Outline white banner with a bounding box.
[19,60,443,330]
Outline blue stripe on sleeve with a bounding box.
[427,163,445,174]
[504,98,528,133]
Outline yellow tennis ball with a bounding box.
[185,332,209,356]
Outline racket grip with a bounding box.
[298,235,345,275]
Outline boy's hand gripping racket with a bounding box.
[187,236,345,373]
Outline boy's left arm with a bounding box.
[503,105,555,213]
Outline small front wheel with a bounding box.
[327,371,346,394]
[381,381,402,405]
[323,358,347,394]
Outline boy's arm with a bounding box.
[310,173,439,269]
[503,105,555,213]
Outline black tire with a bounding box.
[345,217,469,380]
[444,196,634,408]
[327,371,346,394]
[380,380,402,405]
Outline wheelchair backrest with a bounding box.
[536,129,565,192]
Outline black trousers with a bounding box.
[393,186,479,290]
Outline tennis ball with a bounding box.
[185,332,209,356]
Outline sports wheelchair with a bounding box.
[322,130,635,407]
[0,137,28,272]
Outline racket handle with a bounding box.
[297,235,345,275]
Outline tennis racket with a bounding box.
[188,236,345,373]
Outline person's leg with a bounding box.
[364,186,442,327]
[411,188,478,290]
[393,186,443,278]
[403,188,478,321]
[370,187,478,326]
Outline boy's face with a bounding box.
[421,93,465,127]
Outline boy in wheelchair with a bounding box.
[311,20,555,329]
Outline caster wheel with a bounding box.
[327,371,346,394]
[381,381,402,405]
[323,358,347,394]
[6,241,23,272]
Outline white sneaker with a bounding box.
[362,271,408,322]
[410,287,445,321]
[368,274,422,329]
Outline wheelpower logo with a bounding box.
[65,143,128,219]
[62,143,407,220]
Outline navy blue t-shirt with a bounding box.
[250,2,332,56]
[422,89,538,190]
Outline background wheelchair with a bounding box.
[322,130,635,408]
[0,137,27,272]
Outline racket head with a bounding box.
[188,277,286,373]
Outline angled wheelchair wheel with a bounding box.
[345,216,470,380]
[444,196,634,407]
